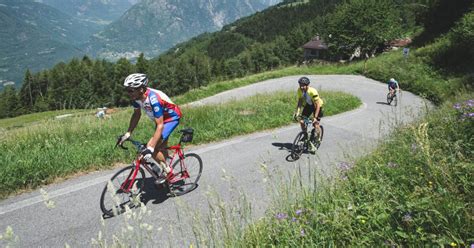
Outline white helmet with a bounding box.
[124,73,148,88]
[389,78,396,83]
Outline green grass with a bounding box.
[0,109,92,130]
[0,90,360,199]
[234,94,473,247]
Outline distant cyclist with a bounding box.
[388,78,401,98]
[118,73,182,184]
[293,76,324,153]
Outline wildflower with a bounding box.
[347,203,353,211]
[387,162,398,168]
[338,161,354,172]
[411,143,417,153]
[402,213,413,223]
[300,229,305,236]
[275,213,288,220]
[292,217,297,222]
[295,209,303,215]
[450,242,457,247]
[453,103,462,110]
[360,219,366,224]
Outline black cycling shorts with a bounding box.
[302,104,324,121]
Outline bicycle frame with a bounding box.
[119,142,189,193]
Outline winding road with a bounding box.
[0,75,430,247]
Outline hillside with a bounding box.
[85,0,282,60]
[1,0,472,118]
[38,0,139,25]
[0,0,95,87]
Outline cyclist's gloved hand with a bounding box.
[118,132,131,145]
[140,146,154,161]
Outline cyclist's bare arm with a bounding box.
[127,108,141,133]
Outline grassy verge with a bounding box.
[234,94,473,247]
[0,90,360,199]
[0,109,92,130]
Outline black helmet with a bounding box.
[298,77,310,85]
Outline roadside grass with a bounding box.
[231,94,473,247]
[0,109,92,130]
[0,91,360,199]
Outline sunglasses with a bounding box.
[125,88,138,93]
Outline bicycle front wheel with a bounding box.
[387,93,393,105]
[315,125,324,149]
[170,153,203,196]
[99,165,145,217]
[393,94,398,106]
[291,131,307,159]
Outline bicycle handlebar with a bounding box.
[295,115,313,124]
[115,137,144,151]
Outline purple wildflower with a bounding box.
[296,209,303,215]
[291,217,297,222]
[470,243,474,248]
[338,161,354,172]
[275,213,287,220]
[453,103,461,110]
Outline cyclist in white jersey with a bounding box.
[118,73,182,184]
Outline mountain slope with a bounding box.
[86,0,281,60]
[36,0,139,25]
[0,0,88,87]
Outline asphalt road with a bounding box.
[0,75,430,247]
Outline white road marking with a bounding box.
[0,174,112,215]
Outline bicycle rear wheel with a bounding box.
[169,153,203,196]
[291,131,307,160]
[100,165,145,217]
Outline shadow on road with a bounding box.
[376,101,390,105]
[141,177,170,205]
[272,142,293,151]
[272,142,307,162]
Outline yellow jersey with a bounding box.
[297,87,324,107]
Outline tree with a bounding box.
[326,0,403,64]
[18,69,35,112]
[0,86,20,118]
[136,53,149,74]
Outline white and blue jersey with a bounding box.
[132,88,181,140]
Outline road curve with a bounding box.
[0,75,430,247]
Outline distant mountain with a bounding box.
[0,0,91,87]
[86,0,282,60]
[35,0,139,25]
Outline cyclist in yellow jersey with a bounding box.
[294,77,324,152]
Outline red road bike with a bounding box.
[100,128,202,217]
